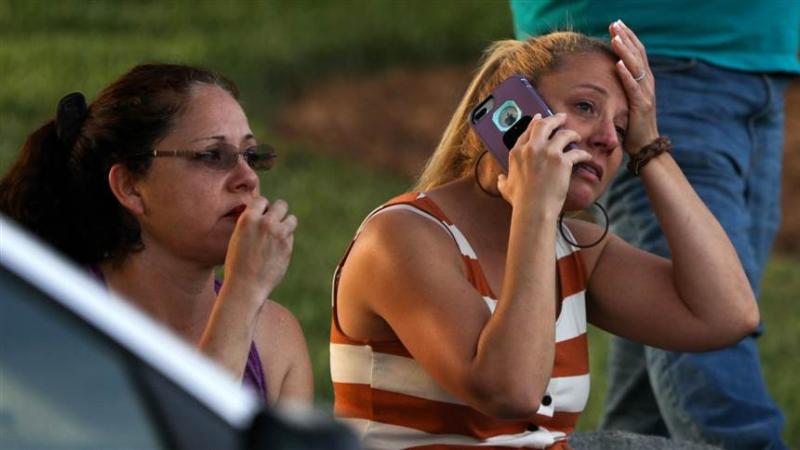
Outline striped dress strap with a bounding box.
[333,192,496,307]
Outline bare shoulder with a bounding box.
[561,217,614,275]
[339,204,467,302]
[357,204,454,245]
[345,205,464,273]
[253,300,313,405]
[336,203,471,339]
[257,300,305,343]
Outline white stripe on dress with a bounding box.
[555,292,587,342]
[556,225,579,259]
[447,223,479,259]
[330,343,465,405]
[331,343,589,413]
[482,296,497,313]
[366,204,452,236]
[339,418,565,450]
[544,373,590,413]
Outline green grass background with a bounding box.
[2,0,797,444]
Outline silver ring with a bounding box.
[633,71,646,82]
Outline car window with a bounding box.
[133,363,244,450]
[0,266,166,450]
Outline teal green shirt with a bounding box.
[511,0,800,73]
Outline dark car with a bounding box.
[0,215,359,450]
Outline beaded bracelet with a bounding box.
[627,136,672,176]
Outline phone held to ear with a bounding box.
[469,74,574,173]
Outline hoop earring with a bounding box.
[474,151,502,198]
[558,202,609,249]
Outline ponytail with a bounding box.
[0,118,92,261]
[0,92,126,264]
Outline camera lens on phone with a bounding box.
[492,100,522,132]
[499,106,519,127]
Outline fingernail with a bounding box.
[557,112,566,118]
[613,35,622,44]
[618,19,626,27]
[533,113,542,120]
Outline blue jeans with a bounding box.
[600,57,791,449]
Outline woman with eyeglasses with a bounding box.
[0,64,313,406]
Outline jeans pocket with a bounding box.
[649,56,698,74]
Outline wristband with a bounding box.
[627,136,672,176]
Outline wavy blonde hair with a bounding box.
[415,32,614,191]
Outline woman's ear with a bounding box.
[108,164,145,216]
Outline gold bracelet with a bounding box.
[627,136,672,176]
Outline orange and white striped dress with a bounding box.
[331,192,589,450]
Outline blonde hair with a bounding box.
[415,32,614,191]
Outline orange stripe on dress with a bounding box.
[334,382,374,419]
[409,444,570,450]
[413,196,454,226]
[334,383,530,439]
[465,258,494,297]
[556,253,586,299]
[390,192,425,205]
[330,322,413,357]
[331,319,363,344]
[552,333,589,377]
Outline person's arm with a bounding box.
[338,114,591,420]
[256,300,313,406]
[581,21,758,350]
[199,196,298,379]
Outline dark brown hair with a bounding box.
[0,64,239,264]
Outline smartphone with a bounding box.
[469,74,572,172]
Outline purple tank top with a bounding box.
[243,342,268,400]
[89,266,268,400]
[212,280,268,401]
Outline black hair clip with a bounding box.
[55,92,88,147]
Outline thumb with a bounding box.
[497,174,509,196]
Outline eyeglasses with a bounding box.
[134,143,277,171]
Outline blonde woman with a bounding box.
[330,24,754,450]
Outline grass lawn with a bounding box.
[2,1,798,445]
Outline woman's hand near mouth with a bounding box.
[201,195,300,383]
[222,196,298,306]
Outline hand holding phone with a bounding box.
[469,75,575,172]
